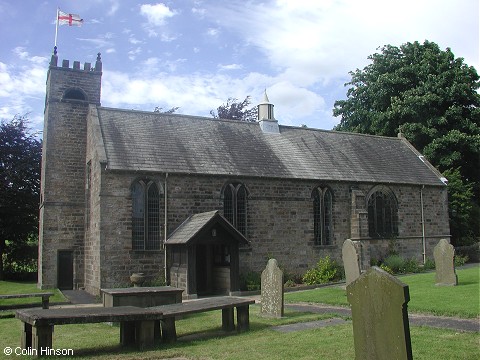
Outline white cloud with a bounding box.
[206,28,219,37]
[0,54,48,129]
[107,0,119,16]
[13,47,29,60]
[77,33,115,49]
[203,0,479,80]
[218,63,243,71]
[140,3,177,26]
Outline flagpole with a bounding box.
[54,8,59,48]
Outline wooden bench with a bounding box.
[16,306,164,356]
[150,296,255,342]
[0,292,54,309]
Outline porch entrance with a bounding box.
[166,211,248,298]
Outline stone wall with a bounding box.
[83,165,450,294]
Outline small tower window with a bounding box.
[63,88,87,101]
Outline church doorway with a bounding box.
[57,250,73,290]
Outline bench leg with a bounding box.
[41,296,50,309]
[21,322,32,349]
[32,325,53,355]
[135,320,155,349]
[222,308,235,331]
[161,318,177,343]
[120,321,136,347]
[236,305,250,332]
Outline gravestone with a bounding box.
[433,238,458,286]
[260,258,284,318]
[342,239,361,286]
[347,267,413,360]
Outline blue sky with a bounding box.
[0,0,478,134]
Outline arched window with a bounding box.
[313,186,334,245]
[367,185,398,238]
[63,88,87,101]
[223,183,248,236]
[132,180,161,250]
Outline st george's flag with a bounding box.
[58,10,84,26]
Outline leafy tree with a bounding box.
[333,41,480,245]
[154,106,179,114]
[210,96,258,122]
[0,115,41,279]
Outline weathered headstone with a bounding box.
[342,239,361,287]
[347,267,413,360]
[260,258,284,318]
[433,238,458,286]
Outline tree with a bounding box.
[210,96,258,122]
[333,41,480,245]
[0,115,41,279]
[154,106,179,114]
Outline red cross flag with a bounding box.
[58,10,84,26]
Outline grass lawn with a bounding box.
[0,267,478,358]
[0,305,478,359]
[0,281,66,308]
[285,265,480,318]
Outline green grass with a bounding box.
[285,265,480,318]
[0,306,478,359]
[0,268,478,358]
[0,281,66,308]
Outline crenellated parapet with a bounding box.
[49,46,102,72]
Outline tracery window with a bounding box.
[367,185,398,238]
[223,183,248,236]
[313,186,333,245]
[132,179,161,250]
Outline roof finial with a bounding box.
[263,88,270,103]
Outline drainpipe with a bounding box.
[420,185,426,264]
[164,173,168,284]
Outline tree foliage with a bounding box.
[210,96,258,122]
[154,106,179,114]
[0,115,41,279]
[333,41,480,245]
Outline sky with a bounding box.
[0,0,478,135]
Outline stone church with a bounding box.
[38,52,450,297]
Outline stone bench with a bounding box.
[15,306,164,357]
[150,296,255,342]
[0,292,54,309]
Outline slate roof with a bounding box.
[166,210,248,245]
[96,107,445,186]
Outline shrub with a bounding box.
[302,256,342,285]
[380,264,394,275]
[423,258,435,270]
[240,271,261,291]
[454,254,469,267]
[383,254,406,273]
[403,258,420,273]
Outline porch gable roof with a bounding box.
[166,210,249,246]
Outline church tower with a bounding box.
[38,48,102,289]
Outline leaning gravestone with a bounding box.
[260,258,284,318]
[433,238,458,286]
[347,267,413,360]
[342,239,361,287]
